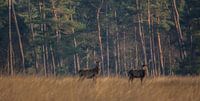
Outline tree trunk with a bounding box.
[172,0,186,59]
[42,45,47,76]
[114,10,121,75]
[134,27,139,69]
[114,39,118,75]
[106,3,110,76]
[138,14,148,76]
[74,36,80,72]
[157,17,165,75]
[147,0,153,76]
[50,46,56,76]
[8,0,14,76]
[86,48,89,69]
[106,25,110,76]
[151,16,158,76]
[123,32,127,75]
[12,3,25,74]
[136,0,148,73]
[96,0,104,75]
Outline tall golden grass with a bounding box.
[0,76,200,101]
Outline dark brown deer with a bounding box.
[127,65,147,84]
[78,61,100,81]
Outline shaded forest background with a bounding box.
[0,0,199,76]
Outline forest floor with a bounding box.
[0,76,200,101]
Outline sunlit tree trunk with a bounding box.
[136,0,148,76]
[157,17,165,75]
[172,0,186,60]
[96,0,104,75]
[74,35,80,72]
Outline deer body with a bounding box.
[78,62,100,80]
[127,65,147,84]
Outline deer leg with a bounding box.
[93,76,97,84]
[140,77,143,85]
[78,76,85,81]
[128,77,133,84]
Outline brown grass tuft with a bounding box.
[0,76,200,101]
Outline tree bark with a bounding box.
[12,3,25,74]
[134,27,139,69]
[106,3,110,76]
[138,14,148,76]
[172,0,186,59]
[42,45,47,76]
[136,0,148,75]
[123,32,127,75]
[50,46,56,76]
[96,0,104,75]
[114,38,118,75]
[8,0,14,76]
[157,17,165,75]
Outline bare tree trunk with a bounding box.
[106,3,110,76]
[114,10,121,75]
[42,45,47,76]
[114,39,118,75]
[96,0,104,75]
[147,0,153,76]
[86,48,89,69]
[151,17,158,76]
[136,0,148,75]
[172,0,186,59]
[117,32,120,75]
[50,46,56,76]
[106,26,110,76]
[74,36,80,72]
[157,17,165,75]
[45,43,49,75]
[123,32,127,75]
[134,27,138,69]
[8,0,14,76]
[138,14,148,76]
[12,3,25,74]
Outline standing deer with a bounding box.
[127,64,147,84]
[78,61,100,81]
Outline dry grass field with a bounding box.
[0,76,200,101]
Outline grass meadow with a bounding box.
[0,76,200,101]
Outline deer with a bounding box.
[127,64,147,84]
[78,61,100,81]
